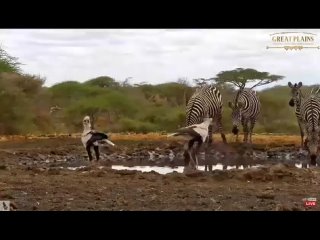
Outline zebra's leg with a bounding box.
[217,113,227,144]
[298,121,304,150]
[204,137,213,171]
[235,132,239,142]
[242,119,249,143]
[208,124,213,144]
[195,141,203,170]
[189,147,198,170]
[204,150,212,171]
[249,119,256,144]
[205,125,213,171]
[191,147,199,170]
[183,148,190,168]
[184,139,195,169]
[190,139,204,170]
[204,141,208,172]
[204,126,212,172]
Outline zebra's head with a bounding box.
[228,101,244,135]
[288,81,303,107]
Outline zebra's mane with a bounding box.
[299,88,305,99]
[234,86,247,105]
[234,90,241,104]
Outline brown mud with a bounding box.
[0,137,319,211]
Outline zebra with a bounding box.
[228,88,261,144]
[299,91,320,166]
[288,82,305,149]
[185,84,227,171]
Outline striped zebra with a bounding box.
[228,88,261,143]
[185,85,227,171]
[299,90,320,166]
[288,82,305,149]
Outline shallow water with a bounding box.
[110,163,309,174]
[59,163,310,174]
[111,164,263,174]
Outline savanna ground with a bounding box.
[0,133,320,211]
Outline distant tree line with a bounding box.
[0,46,312,135]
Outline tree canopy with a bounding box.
[213,68,284,90]
[0,46,22,74]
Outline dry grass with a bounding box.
[0,132,301,146]
[223,134,300,146]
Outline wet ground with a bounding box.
[0,137,319,211]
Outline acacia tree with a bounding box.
[213,68,284,90]
[0,46,22,73]
[193,78,211,87]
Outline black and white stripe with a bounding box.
[288,82,305,148]
[228,88,261,143]
[186,85,226,141]
[300,91,320,166]
[185,85,227,171]
[81,116,115,161]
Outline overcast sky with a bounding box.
[0,29,319,90]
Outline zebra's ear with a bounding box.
[228,101,233,109]
[298,82,302,88]
[288,82,293,88]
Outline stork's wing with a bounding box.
[87,132,108,145]
[167,126,199,138]
[90,132,116,147]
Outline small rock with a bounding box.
[115,170,137,175]
[0,165,7,170]
[270,163,289,174]
[90,170,105,177]
[10,202,18,210]
[77,166,92,171]
[256,191,275,200]
[292,206,303,211]
[38,154,46,161]
[210,198,217,204]
[32,168,46,174]
[185,171,205,177]
[275,204,291,211]
[0,193,14,199]
[47,168,60,175]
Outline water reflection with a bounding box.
[111,164,265,174]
